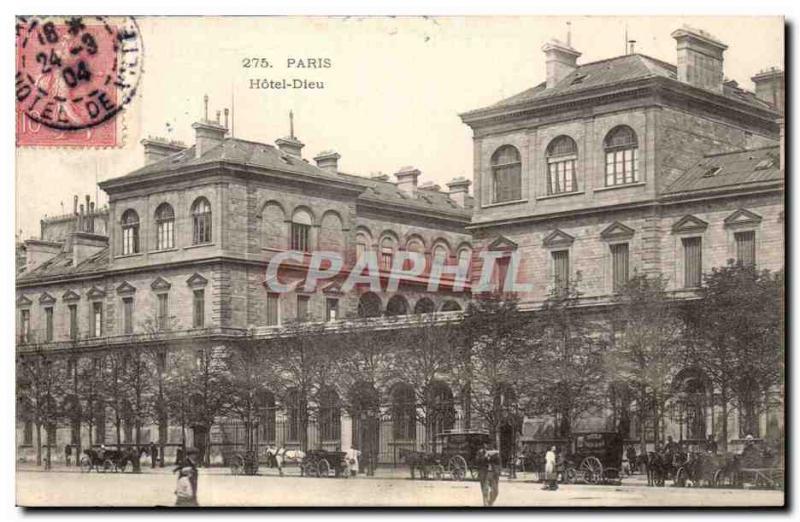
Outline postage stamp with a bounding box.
[15,16,142,147]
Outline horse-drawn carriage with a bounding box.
[400,430,492,481]
[79,447,138,473]
[561,432,624,485]
[685,441,784,490]
[301,449,348,478]
[229,449,260,476]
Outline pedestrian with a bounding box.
[65,444,72,467]
[705,435,718,455]
[173,447,199,507]
[543,445,558,491]
[344,444,361,478]
[150,442,158,468]
[626,445,637,473]
[476,442,500,506]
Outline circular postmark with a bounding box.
[15,16,143,131]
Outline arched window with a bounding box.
[427,381,455,437]
[291,208,313,252]
[357,292,382,318]
[355,229,372,263]
[432,243,449,264]
[546,136,578,195]
[604,126,639,186]
[491,145,522,203]
[441,300,462,312]
[414,297,435,314]
[380,235,396,270]
[120,209,140,255]
[191,197,212,245]
[154,203,175,250]
[285,388,304,442]
[318,387,341,442]
[386,295,409,316]
[392,383,417,441]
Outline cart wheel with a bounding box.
[118,459,133,473]
[448,455,467,481]
[432,464,445,481]
[674,467,687,487]
[564,467,577,484]
[79,456,92,473]
[580,456,602,484]
[102,459,114,473]
[317,458,331,478]
[302,461,317,477]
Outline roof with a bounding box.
[664,146,783,195]
[17,247,109,282]
[117,137,472,219]
[339,172,473,217]
[472,54,774,113]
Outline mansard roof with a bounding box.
[664,146,782,196]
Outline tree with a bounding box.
[17,351,66,467]
[522,283,608,439]
[186,344,228,465]
[682,262,784,450]
[457,294,532,463]
[121,346,154,448]
[76,355,105,448]
[221,340,272,453]
[100,349,130,449]
[163,348,195,450]
[606,273,685,453]
[391,315,458,447]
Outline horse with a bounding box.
[265,446,305,476]
[644,451,668,487]
[398,448,439,479]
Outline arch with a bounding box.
[671,368,711,440]
[386,294,409,316]
[357,292,382,318]
[261,201,287,250]
[318,386,341,441]
[604,125,639,186]
[414,297,436,314]
[154,203,175,250]
[291,207,314,226]
[426,380,455,438]
[120,209,140,255]
[404,234,426,252]
[391,382,417,441]
[256,389,276,443]
[431,238,452,261]
[546,135,579,195]
[491,145,522,203]
[355,228,373,263]
[191,197,212,244]
[319,210,345,253]
[379,232,398,270]
[440,300,462,312]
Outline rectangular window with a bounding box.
[266,293,280,326]
[297,295,310,322]
[493,165,522,203]
[193,289,205,328]
[380,249,393,271]
[735,231,756,267]
[156,294,169,330]
[91,302,103,338]
[44,307,53,342]
[122,297,134,334]
[605,149,639,186]
[68,304,78,340]
[20,309,30,344]
[547,158,576,195]
[122,226,139,255]
[23,421,33,445]
[326,298,339,322]
[291,223,310,251]
[356,241,367,262]
[494,256,511,292]
[156,220,174,250]
[611,243,630,292]
[682,237,702,288]
[552,250,570,295]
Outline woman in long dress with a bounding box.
[543,446,558,491]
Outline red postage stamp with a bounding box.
[15,16,142,147]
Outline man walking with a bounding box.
[476,442,500,506]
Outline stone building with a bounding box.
[459,27,784,445]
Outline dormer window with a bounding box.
[491,145,522,203]
[604,126,639,186]
[121,209,140,255]
[546,136,578,195]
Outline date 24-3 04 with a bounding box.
[241,58,332,69]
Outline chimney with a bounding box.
[192,120,227,158]
[72,231,108,266]
[446,176,472,207]
[23,239,61,272]
[314,150,341,173]
[141,138,187,165]
[395,166,421,196]
[751,67,785,114]
[73,195,78,215]
[671,26,728,93]
[542,39,581,88]
[419,181,441,192]
[276,110,304,158]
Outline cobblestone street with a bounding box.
[16,466,784,507]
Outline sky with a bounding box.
[14,15,784,239]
